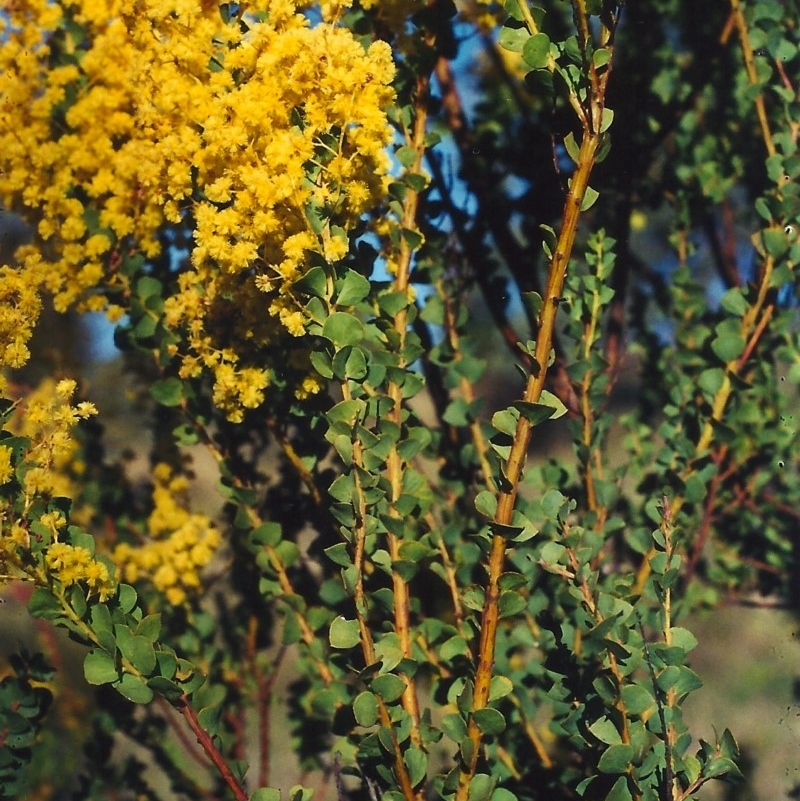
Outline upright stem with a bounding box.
[384,69,430,754]
[456,127,603,799]
[729,0,776,157]
[334,386,419,801]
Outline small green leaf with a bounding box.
[324,542,352,568]
[514,391,567,425]
[404,746,427,787]
[353,691,379,727]
[540,489,566,518]
[473,708,506,735]
[332,346,368,381]
[668,627,698,653]
[720,287,749,316]
[156,650,178,680]
[404,172,428,192]
[605,776,633,801]
[474,490,497,519]
[659,665,703,697]
[498,572,527,591]
[287,786,313,801]
[581,185,600,211]
[114,673,154,704]
[444,398,471,426]
[600,107,614,133]
[439,635,470,661]
[704,756,744,780]
[593,48,611,68]
[589,716,622,745]
[326,398,363,425]
[684,474,706,503]
[539,541,566,566]
[374,634,404,673]
[620,684,654,716]
[304,199,327,235]
[117,584,137,614]
[281,610,302,646]
[522,32,551,68]
[133,314,157,338]
[711,328,745,362]
[150,378,183,407]
[598,743,634,774]
[135,614,162,643]
[292,265,328,299]
[89,604,117,654]
[762,227,789,257]
[147,676,183,702]
[563,132,580,165]
[491,409,519,436]
[337,270,371,306]
[397,427,432,461]
[322,312,364,347]
[488,676,513,702]
[719,728,740,760]
[309,350,334,379]
[401,228,423,249]
[698,367,725,398]
[503,0,525,21]
[372,673,406,703]
[84,649,118,686]
[395,145,418,167]
[250,523,282,547]
[441,712,467,742]
[521,291,543,319]
[328,616,361,649]
[136,276,162,300]
[498,24,528,53]
[497,591,526,619]
[379,290,411,316]
[461,586,486,612]
[250,790,281,801]
[116,628,157,676]
[468,773,495,801]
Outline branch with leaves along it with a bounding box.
[455,6,619,794]
[431,55,581,417]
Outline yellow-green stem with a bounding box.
[383,70,430,758]
[729,0,776,157]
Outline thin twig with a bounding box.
[174,695,249,801]
[636,613,674,801]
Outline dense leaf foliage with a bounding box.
[0,1,798,800]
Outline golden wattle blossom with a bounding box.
[0,0,396,419]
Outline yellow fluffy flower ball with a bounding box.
[0,0,396,420]
[113,464,222,606]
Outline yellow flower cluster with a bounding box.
[0,444,13,485]
[0,258,45,388]
[45,541,114,601]
[0,0,396,420]
[113,464,221,606]
[0,378,113,601]
[9,378,97,501]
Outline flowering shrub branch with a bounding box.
[1,1,798,800]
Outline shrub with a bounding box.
[0,1,798,800]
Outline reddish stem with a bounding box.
[174,694,249,801]
[157,697,210,770]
